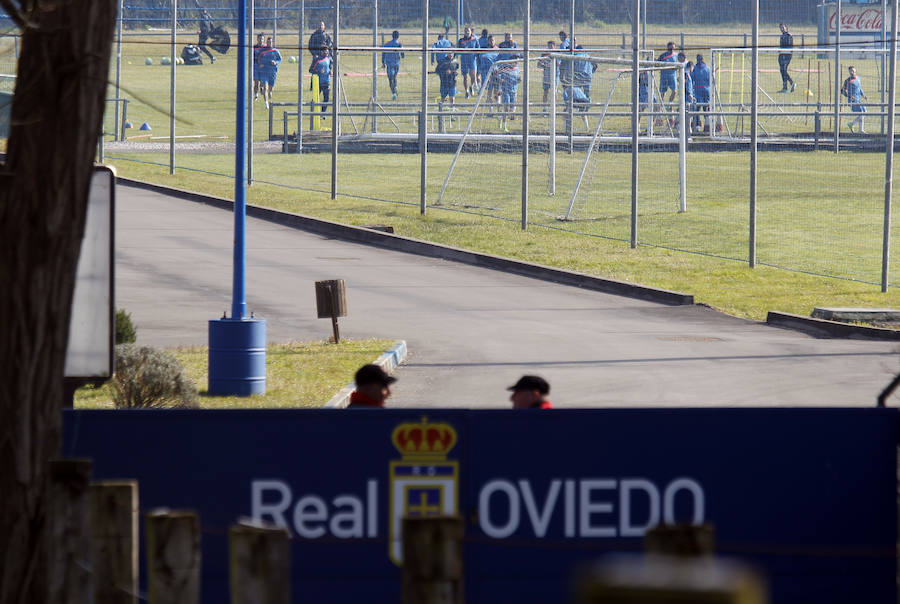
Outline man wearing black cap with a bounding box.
[348,364,396,408]
[508,375,553,409]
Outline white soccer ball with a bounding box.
[161,57,171,65]
[288,56,297,63]
[145,57,153,65]
[176,57,184,65]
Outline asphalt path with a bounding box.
[117,183,900,408]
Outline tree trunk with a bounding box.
[0,1,118,603]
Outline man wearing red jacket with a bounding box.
[508,375,553,409]
[348,364,396,408]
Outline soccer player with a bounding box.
[539,40,558,109]
[457,27,478,98]
[477,29,492,90]
[252,33,265,100]
[197,9,216,63]
[778,23,795,93]
[479,35,501,107]
[258,36,282,109]
[311,49,332,114]
[657,41,678,104]
[842,66,868,133]
[431,33,451,65]
[382,30,404,100]
[574,43,596,99]
[498,60,520,131]
[692,54,711,132]
[308,21,333,64]
[498,32,519,61]
[680,60,694,133]
[435,52,459,109]
[558,30,571,51]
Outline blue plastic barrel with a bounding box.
[208,318,266,396]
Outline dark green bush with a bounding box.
[112,344,198,409]
[115,308,137,344]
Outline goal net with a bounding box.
[435,51,686,239]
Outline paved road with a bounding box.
[117,183,900,408]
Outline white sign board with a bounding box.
[64,165,115,379]
[819,2,892,48]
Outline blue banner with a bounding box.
[63,408,898,603]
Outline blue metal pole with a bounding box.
[234,0,248,320]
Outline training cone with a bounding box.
[124,121,133,129]
[139,122,151,131]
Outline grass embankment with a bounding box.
[75,339,395,409]
[109,151,900,322]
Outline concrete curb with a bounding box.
[118,178,693,306]
[766,312,900,341]
[323,340,408,409]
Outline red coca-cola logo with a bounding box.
[829,7,884,32]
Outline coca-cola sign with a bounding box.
[827,6,884,33]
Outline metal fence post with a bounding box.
[882,0,898,291]
[420,0,428,215]
[521,0,530,230]
[331,0,340,200]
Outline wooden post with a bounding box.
[146,510,201,604]
[315,279,348,343]
[229,522,291,604]
[48,459,93,604]
[92,481,139,604]
[402,516,464,604]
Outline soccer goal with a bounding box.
[435,52,686,233]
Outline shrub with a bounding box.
[115,308,137,344]
[112,344,199,409]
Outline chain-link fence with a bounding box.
[3,1,899,288]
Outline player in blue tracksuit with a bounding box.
[558,30,571,51]
[477,29,492,90]
[539,40,559,108]
[252,33,265,100]
[431,34,451,65]
[692,54,711,132]
[657,41,677,103]
[311,50,332,112]
[479,36,500,102]
[842,65,868,133]
[257,37,282,109]
[457,27,478,98]
[573,44,596,99]
[382,30,404,100]
[681,61,694,132]
[498,61,519,131]
[497,33,519,61]
[435,53,459,107]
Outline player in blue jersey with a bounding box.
[573,44,596,99]
[480,35,500,106]
[842,65,868,133]
[457,27,478,98]
[680,60,694,133]
[382,30,404,100]
[252,33,265,100]
[431,33,451,65]
[692,54,711,132]
[657,41,677,104]
[311,49,332,113]
[539,40,558,110]
[558,30,571,51]
[497,32,519,61]
[477,29,492,90]
[497,61,520,131]
[258,37,282,109]
[435,52,459,108]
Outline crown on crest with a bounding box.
[391,416,457,459]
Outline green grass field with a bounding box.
[55,22,900,326]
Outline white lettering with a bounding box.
[619,479,660,537]
[251,480,292,531]
[293,495,327,538]
[479,480,519,538]
[519,479,561,537]
[579,480,616,537]
[663,478,705,525]
[367,479,377,538]
[564,479,576,537]
[329,495,364,538]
